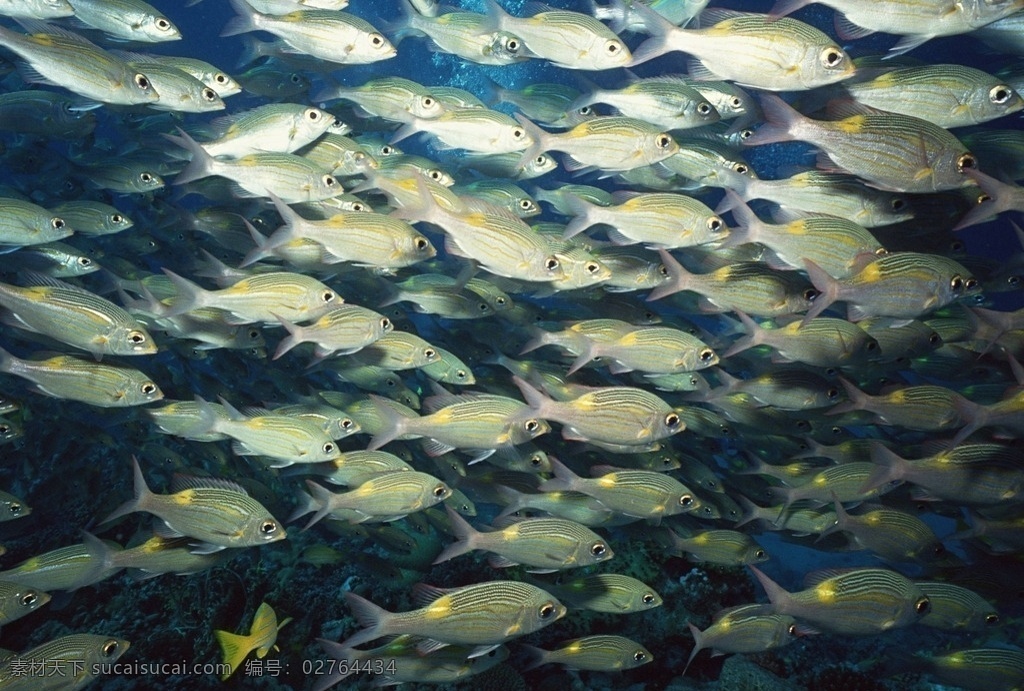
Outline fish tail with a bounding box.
[561,193,597,240]
[213,628,253,680]
[432,507,479,564]
[236,36,273,69]
[520,643,548,672]
[272,315,304,361]
[221,0,259,37]
[625,1,675,66]
[72,531,120,590]
[512,375,556,419]
[164,128,216,186]
[0,345,15,374]
[238,217,276,268]
[748,565,792,612]
[861,442,904,494]
[538,455,580,493]
[100,456,154,525]
[340,592,391,649]
[722,311,763,359]
[302,481,337,530]
[715,190,759,248]
[647,249,690,302]
[800,258,839,325]
[683,622,704,675]
[566,341,599,376]
[744,94,803,147]
[161,268,210,317]
[514,113,550,172]
[312,640,359,691]
[366,395,411,451]
[952,170,1008,231]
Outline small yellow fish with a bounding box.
[214,602,292,680]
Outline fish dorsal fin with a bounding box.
[588,464,622,477]
[411,582,452,608]
[825,99,887,120]
[171,473,249,495]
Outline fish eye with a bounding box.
[248,328,260,339]
[795,420,812,431]
[128,331,147,344]
[655,133,672,150]
[804,288,820,301]
[950,275,964,294]
[633,650,647,662]
[215,73,228,84]
[875,247,888,256]
[605,40,623,55]
[891,197,906,210]
[380,317,392,330]
[429,170,442,181]
[323,174,338,187]
[950,239,965,252]
[658,264,669,276]
[322,290,335,302]
[432,484,448,498]
[755,549,766,559]
[51,217,65,229]
[78,255,92,267]
[478,302,490,312]
[577,106,593,116]
[679,494,693,507]
[1008,275,1021,287]
[519,199,533,210]
[140,172,154,183]
[0,424,9,435]
[111,214,124,224]
[985,613,1000,625]
[957,153,977,173]
[381,145,394,155]
[591,542,607,556]
[201,88,217,102]
[290,74,302,84]
[989,85,1013,104]
[524,419,540,433]
[323,442,335,453]
[306,109,321,121]
[738,129,753,140]
[734,163,749,174]
[788,624,798,636]
[928,332,942,345]
[141,382,157,395]
[865,340,879,351]
[352,201,366,211]
[915,597,931,615]
[20,592,36,606]
[341,418,354,429]
[512,127,525,140]
[456,369,468,379]
[424,348,437,359]
[101,640,120,657]
[730,96,743,108]
[697,102,712,116]
[134,74,150,90]
[414,236,430,251]
[156,17,171,30]
[826,387,840,400]
[545,257,560,271]
[585,262,601,274]
[260,520,279,535]
[699,348,714,362]
[538,602,557,619]
[820,47,845,68]
[422,96,435,108]
[530,454,543,467]
[370,34,384,47]
[506,38,520,52]
[534,155,547,165]
[707,216,723,231]
[977,192,992,204]
[964,277,978,291]
[642,593,655,604]
[665,412,681,428]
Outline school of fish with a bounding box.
[0,0,1022,689]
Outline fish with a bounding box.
[300,470,450,526]
[0,490,29,521]
[523,635,652,671]
[747,95,979,193]
[66,0,181,42]
[0,21,160,105]
[0,634,129,690]
[0,581,49,627]
[0,347,162,407]
[101,456,287,551]
[685,603,807,674]
[750,565,931,635]
[631,8,854,91]
[214,602,292,680]
[539,573,663,613]
[340,580,566,653]
[434,508,613,572]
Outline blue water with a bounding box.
[0,1,1022,690]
